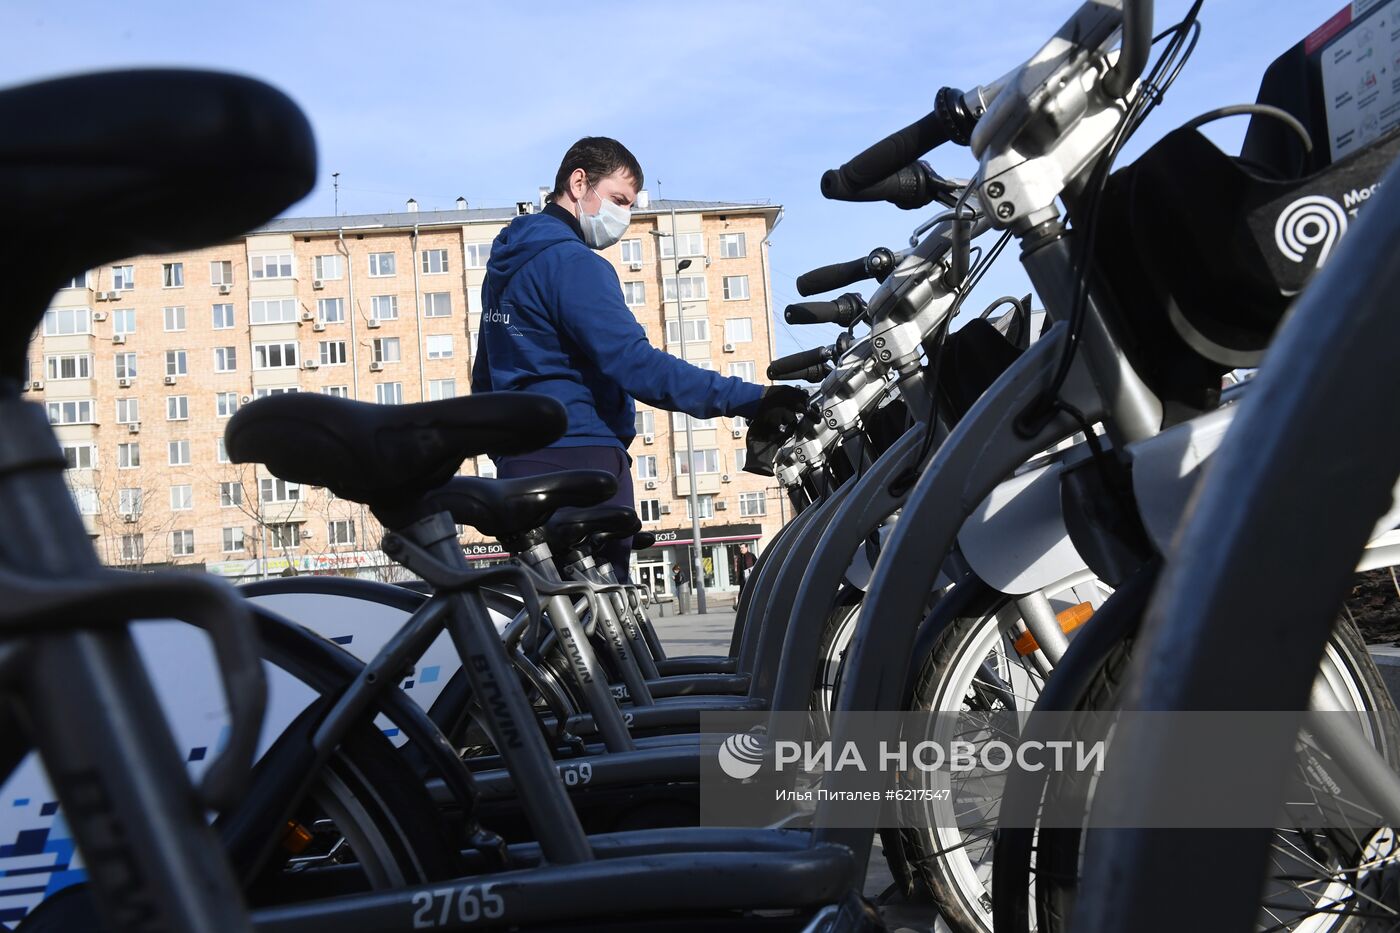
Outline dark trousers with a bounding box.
[496,445,634,582]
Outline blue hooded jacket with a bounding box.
[470,205,763,450]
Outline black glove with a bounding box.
[743,385,810,477]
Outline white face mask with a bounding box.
[578,186,631,250]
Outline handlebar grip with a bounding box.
[831,107,955,191]
[789,364,831,384]
[820,162,941,210]
[785,293,866,327]
[797,248,896,297]
[767,346,833,380]
[797,257,868,297]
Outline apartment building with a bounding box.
[30,192,786,593]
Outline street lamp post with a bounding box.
[653,210,708,614]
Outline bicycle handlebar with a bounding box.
[767,346,833,380]
[1104,0,1154,99]
[822,87,979,197]
[819,162,957,210]
[797,247,897,297]
[784,294,866,326]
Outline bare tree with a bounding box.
[88,467,180,572]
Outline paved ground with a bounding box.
[651,604,947,932]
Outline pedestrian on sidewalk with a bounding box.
[672,560,691,614]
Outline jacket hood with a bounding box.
[486,211,582,291]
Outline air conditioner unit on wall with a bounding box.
[218,284,232,295]
[121,513,138,524]
[27,381,42,391]
[721,474,731,483]
[660,504,672,515]
[723,342,735,353]
[731,428,742,439]
[164,375,177,385]
[369,361,383,371]
[92,311,108,322]
[112,334,127,344]
[367,319,381,329]
[628,262,643,272]
[645,480,657,490]
[127,422,140,434]
[97,291,119,302]
[302,359,319,370]
[715,500,728,510]
[118,377,132,388]
[643,433,654,445]
[312,279,324,290]
[301,311,314,321]
[313,322,326,332]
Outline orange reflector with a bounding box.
[1012,601,1094,656]
[280,820,314,855]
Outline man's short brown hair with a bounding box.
[551,137,644,200]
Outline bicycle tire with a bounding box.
[1036,614,1400,933]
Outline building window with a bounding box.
[475,456,497,479]
[423,292,452,317]
[317,297,345,323]
[46,400,94,425]
[719,232,747,258]
[735,448,747,472]
[466,243,492,268]
[120,534,145,562]
[375,382,403,405]
[166,396,189,421]
[371,295,398,321]
[426,334,453,359]
[722,275,749,301]
[61,444,95,470]
[725,318,753,343]
[664,318,710,344]
[428,378,456,400]
[165,350,188,377]
[368,252,396,277]
[324,385,350,398]
[170,485,193,511]
[663,276,708,302]
[371,337,400,363]
[112,265,135,290]
[623,282,645,306]
[211,303,235,329]
[216,392,239,417]
[115,398,139,424]
[253,342,298,369]
[659,232,704,258]
[686,494,715,520]
[63,273,89,290]
[250,253,293,280]
[467,286,483,317]
[42,308,90,336]
[169,530,195,557]
[219,482,242,508]
[636,455,658,479]
[672,412,715,430]
[168,439,191,466]
[739,491,766,516]
[250,298,297,324]
[118,488,143,517]
[253,387,298,400]
[214,346,238,372]
[328,519,356,546]
[421,249,449,274]
[639,499,661,522]
[260,477,300,503]
[162,262,184,288]
[268,523,300,549]
[314,254,343,280]
[45,353,92,381]
[71,485,98,515]
[676,449,720,475]
[116,442,140,469]
[222,527,245,553]
[729,361,756,382]
[210,260,233,286]
[217,438,230,463]
[114,353,137,380]
[620,238,643,264]
[113,308,136,334]
[635,410,655,435]
[320,340,347,366]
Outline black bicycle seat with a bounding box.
[546,505,639,559]
[0,69,315,383]
[416,472,618,545]
[224,393,567,508]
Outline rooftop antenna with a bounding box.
[332,172,341,216]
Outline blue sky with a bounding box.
[6,0,1342,358]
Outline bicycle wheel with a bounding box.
[810,596,863,718]
[1035,613,1400,933]
[893,577,1109,933]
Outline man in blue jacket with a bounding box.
[472,137,804,579]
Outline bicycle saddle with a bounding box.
[224,393,567,508]
[546,505,640,561]
[0,70,315,382]
[412,472,618,545]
